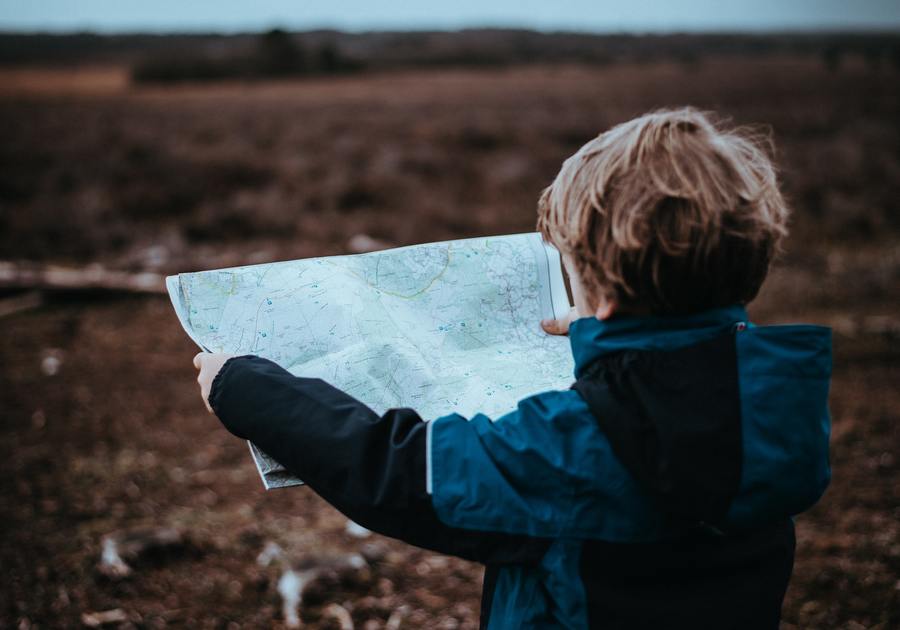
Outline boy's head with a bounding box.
[537,107,789,317]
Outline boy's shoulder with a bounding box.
[435,387,603,468]
[429,386,666,541]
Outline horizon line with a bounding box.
[2,23,900,37]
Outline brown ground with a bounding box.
[1,57,898,628]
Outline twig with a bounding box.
[323,603,354,630]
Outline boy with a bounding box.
[193,108,831,629]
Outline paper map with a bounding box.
[167,232,574,488]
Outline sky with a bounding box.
[1,0,899,33]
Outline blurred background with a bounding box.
[1,1,898,628]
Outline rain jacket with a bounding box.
[209,304,832,629]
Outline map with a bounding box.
[168,232,574,488]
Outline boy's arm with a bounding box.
[207,355,552,565]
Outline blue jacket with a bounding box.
[210,305,831,629]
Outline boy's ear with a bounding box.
[595,300,617,321]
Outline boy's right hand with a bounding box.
[541,307,578,336]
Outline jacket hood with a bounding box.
[569,305,750,378]
[569,306,832,529]
[728,323,832,526]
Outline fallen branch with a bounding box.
[274,551,371,628]
[0,261,166,294]
[0,290,44,318]
[96,527,193,580]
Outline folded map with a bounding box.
[167,232,574,489]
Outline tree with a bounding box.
[257,28,305,76]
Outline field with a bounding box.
[1,53,898,628]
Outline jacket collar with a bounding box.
[569,304,749,378]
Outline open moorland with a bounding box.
[1,46,898,628]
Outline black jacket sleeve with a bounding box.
[208,355,549,565]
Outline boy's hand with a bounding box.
[193,352,236,413]
[541,307,578,336]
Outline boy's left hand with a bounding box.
[541,307,578,336]
[193,352,236,413]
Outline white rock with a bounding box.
[345,520,372,539]
[277,569,305,629]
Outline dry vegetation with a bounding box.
[0,49,898,628]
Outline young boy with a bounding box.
[193,108,831,629]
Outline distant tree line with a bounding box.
[0,29,897,82]
[131,29,362,83]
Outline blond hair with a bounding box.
[537,107,789,315]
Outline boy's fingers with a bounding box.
[193,352,205,370]
[542,307,579,336]
[541,318,569,336]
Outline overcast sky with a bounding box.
[1,0,899,33]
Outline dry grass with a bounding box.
[0,56,898,628]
